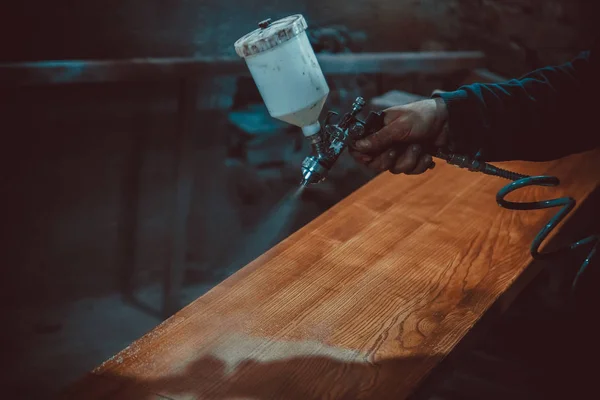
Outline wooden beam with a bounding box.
[318,51,485,75]
[0,52,485,86]
[0,57,244,86]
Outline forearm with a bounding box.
[435,50,598,162]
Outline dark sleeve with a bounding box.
[434,40,599,162]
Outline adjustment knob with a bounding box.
[352,97,366,114]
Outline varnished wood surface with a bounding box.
[0,52,484,86]
[63,150,600,400]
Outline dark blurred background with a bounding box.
[1,0,597,70]
[0,0,598,398]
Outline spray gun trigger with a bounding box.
[363,111,386,137]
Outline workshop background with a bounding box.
[1,0,597,398]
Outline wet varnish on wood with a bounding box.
[64,150,600,400]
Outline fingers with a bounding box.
[348,147,373,164]
[390,144,420,174]
[367,147,399,171]
[406,153,435,175]
[389,145,435,175]
[350,146,398,171]
[354,126,398,153]
[354,110,410,153]
[351,143,435,176]
[349,103,435,176]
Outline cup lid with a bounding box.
[234,14,308,58]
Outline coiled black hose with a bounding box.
[439,151,599,292]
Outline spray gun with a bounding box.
[233,15,510,186]
[235,14,598,292]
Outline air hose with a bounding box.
[438,150,599,292]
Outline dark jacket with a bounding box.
[436,40,599,162]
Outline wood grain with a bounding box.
[62,150,600,400]
[0,52,484,86]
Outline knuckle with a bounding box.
[390,164,408,174]
[406,167,425,175]
[393,158,417,175]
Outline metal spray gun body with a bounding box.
[300,97,386,187]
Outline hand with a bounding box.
[349,98,449,175]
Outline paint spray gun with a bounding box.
[234,15,386,187]
[234,14,598,291]
[233,15,508,186]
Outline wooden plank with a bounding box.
[0,52,485,86]
[64,149,600,399]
